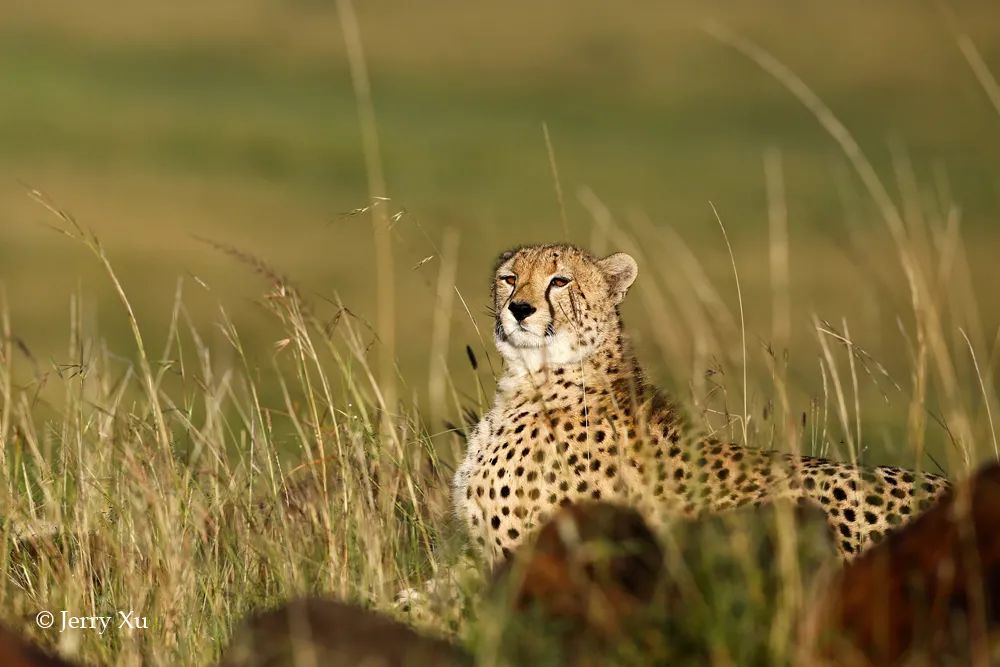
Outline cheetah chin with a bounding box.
[454,243,951,565]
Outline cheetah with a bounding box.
[453,244,950,564]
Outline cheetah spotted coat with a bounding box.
[453,244,949,564]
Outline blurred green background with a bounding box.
[3,1,999,460]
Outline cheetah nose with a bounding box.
[508,301,536,322]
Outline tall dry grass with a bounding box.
[0,24,997,667]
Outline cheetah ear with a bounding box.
[597,252,638,304]
[493,248,518,272]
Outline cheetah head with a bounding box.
[492,244,637,367]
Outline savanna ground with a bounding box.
[1,1,1000,664]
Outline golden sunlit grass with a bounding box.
[1,13,999,667]
[4,154,997,665]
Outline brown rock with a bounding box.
[807,462,1000,665]
[490,502,664,640]
[0,625,80,667]
[219,597,471,667]
[487,501,837,665]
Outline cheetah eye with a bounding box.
[549,276,570,288]
[500,275,516,286]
